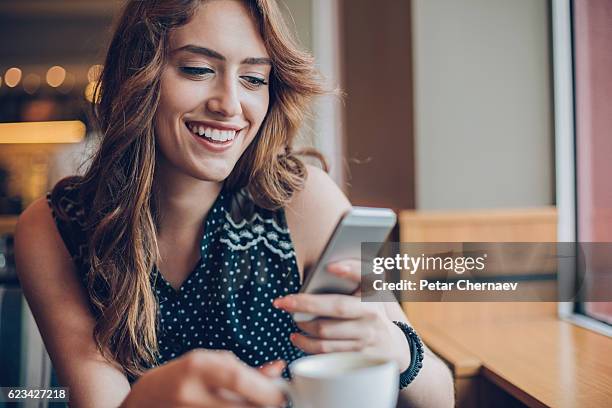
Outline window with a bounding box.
[554,0,612,335]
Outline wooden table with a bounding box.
[403,302,612,407]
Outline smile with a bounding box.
[185,121,242,144]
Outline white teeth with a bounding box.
[223,130,236,141]
[188,123,237,142]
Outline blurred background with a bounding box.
[0,0,611,407]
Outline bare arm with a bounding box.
[285,165,351,279]
[15,197,131,407]
[283,166,454,407]
[384,303,455,408]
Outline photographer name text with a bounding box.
[369,254,519,292]
[372,279,518,291]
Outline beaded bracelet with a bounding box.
[393,321,424,389]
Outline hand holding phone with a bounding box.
[293,207,396,322]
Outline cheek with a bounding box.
[156,70,202,124]
[245,91,270,129]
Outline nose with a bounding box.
[206,76,242,118]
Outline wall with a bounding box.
[341,0,415,209]
[280,0,313,51]
[281,0,345,185]
[412,0,554,210]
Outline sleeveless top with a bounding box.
[47,176,306,376]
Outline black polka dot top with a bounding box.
[47,176,306,377]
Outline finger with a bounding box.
[290,332,363,354]
[214,403,257,408]
[273,294,364,319]
[257,360,286,378]
[207,398,258,408]
[327,259,362,283]
[296,318,365,340]
[190,351,285,407]
[209,389,259,408]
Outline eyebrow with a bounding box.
[174,44,272,66]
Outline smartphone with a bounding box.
[293,207,397,322]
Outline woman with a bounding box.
[15,0,454,407]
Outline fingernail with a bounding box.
[331,264,350,275]
[274,296,294,309]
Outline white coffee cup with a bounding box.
[276,352,399,408]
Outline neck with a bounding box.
[154,157,223,235]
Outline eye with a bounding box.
[240,75,268,89]
[180,67,214,78]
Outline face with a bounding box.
[154,0,271,182]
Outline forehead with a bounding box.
[169,0,269,59]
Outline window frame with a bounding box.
[553,0,612,337]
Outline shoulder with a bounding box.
[285,165,351,271]
[16,175,87,278]
[15,196,74,279]
[16,196,57,243]
[285,165,351,219]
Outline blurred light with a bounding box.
[84,81,100,103]
[58,72,75,94]
[0,75,3,88]
[46,65,66,88]
[23,74,41,94]
[87,64,103,82]
[0,121,85,144]
[4,67,22,87]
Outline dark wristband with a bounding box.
[393,321,424,389]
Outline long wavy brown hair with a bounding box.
[73,0,325,378]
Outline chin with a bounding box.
[192,161,236,182]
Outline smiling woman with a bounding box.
[13,1,453,407]
[155,2,272,182]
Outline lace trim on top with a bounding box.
[220,211,296,260]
